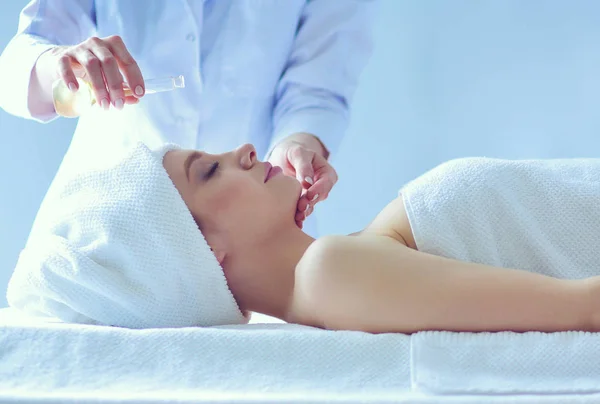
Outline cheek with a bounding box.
[204,177,300,231]
[207,181,262,222]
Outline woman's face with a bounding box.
[162,144,302,254]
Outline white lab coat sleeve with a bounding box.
[267,0,377,159]
[0,0,96,122]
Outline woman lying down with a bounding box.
[8,142,600,333]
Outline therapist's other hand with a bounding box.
[48,35,144,110]
[268,134,338,229]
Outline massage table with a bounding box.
[1,307,600,403]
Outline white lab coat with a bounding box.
[0,0,376,237]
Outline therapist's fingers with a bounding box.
[56,50,80,93]
[105,35,145,98]
[125,95,140,105]
[69,46,111,110]
[295,192,312,229]
[304,155,338,207]
[56,36,142,111]
[89,45,126,109]
[305,178,331,206]
[295,192,318,229]
[305,204,314,218]
[287,146,316,188]
[295,210,305,227]
[295,210,308,229]
[305,177,334,207]
[296,194,310,214]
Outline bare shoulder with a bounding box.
[301,235,352,264]
[290,235,358,327]
[294,235,351,296]
[289,234,409,330]
[297,235,373,278]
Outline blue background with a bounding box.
[3,0,600,307]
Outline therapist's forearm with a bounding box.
[282,132,330,160]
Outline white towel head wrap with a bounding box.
[7,142,247,328]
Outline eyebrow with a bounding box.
[184,151,202,182]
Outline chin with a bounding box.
[283,178,303,216]
[290,176,303,195]
[277,173,302,194]
[270,175,304,216]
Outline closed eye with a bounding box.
[204,162,219,180]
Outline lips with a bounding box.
[264,163,283,182]
[264,162,272,183]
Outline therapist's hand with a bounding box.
[43,35,145,110]
[268,133,338,229]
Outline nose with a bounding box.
[236,143,257,169]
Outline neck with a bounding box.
[226,224,315,322]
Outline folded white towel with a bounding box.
[6,142,246,328]
[411,331,600,394]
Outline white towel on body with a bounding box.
[6,142,246,329]
[401,157,600,394]
[402,157,600,278]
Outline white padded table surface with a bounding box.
[1,308,600,403]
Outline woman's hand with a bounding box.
[41,35,144,110]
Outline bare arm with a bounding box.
[295,234,594,334]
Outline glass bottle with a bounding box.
[52,75,185,117]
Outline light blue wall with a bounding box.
[1,1,76,307]
[3,0,600,307]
